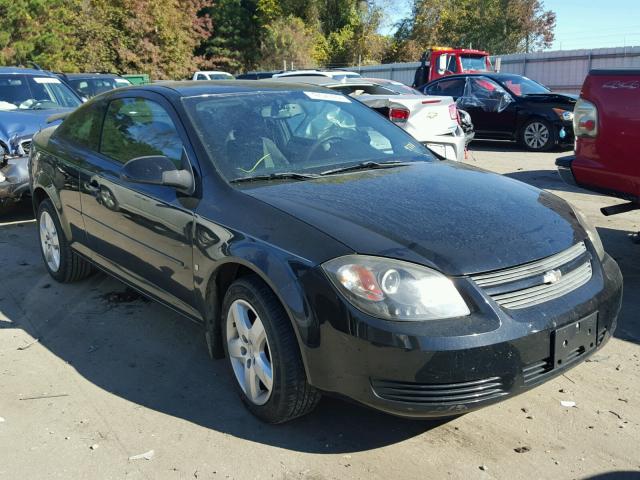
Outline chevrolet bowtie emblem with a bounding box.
[543,269,563,284]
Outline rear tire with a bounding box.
[221,275,320,423]
[37,199,93,283]
[519,119,556,151]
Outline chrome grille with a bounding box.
[472,242,586,287]
[471,242,592,310]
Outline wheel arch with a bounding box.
[201,256,315,380]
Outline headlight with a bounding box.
[570,204,605,260]
[322,255,470,321]
[553,108,574,122]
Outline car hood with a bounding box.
[0,107,71,143]
[520,92,577,107]
[241,162,584,276]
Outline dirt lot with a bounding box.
[1,143,639,480]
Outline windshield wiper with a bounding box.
[229,172,319,184]
[319,161,411,176]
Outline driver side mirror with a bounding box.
[437,55,448,74]
[121,155,194,193]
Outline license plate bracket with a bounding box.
[553,313,598,368]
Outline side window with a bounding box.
[100,98,184,167]
[425,78,465,98]
[460,77,512,112]
[446,55,457,73]
[196,74,207,80]
[53,101,105,149]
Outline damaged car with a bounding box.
[423,73,576,151]
[272,76,472,161]
[0,67,82,211]
[31,82,622,423]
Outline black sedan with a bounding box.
[423,73,577,151]
[29,81,622,423]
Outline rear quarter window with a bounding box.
[52,101,105,150]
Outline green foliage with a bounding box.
[0,0,557,76]
[387,0,556,62]
[0,0,208,78]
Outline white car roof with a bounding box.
[272,70,360,79]
[195,71,233,75]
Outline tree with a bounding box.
[386,0,556,61]
[257,15,318,70]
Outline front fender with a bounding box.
[192,218,322,381]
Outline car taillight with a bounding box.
[448,103,458,121]
[389,107,410,123]
[573,98,598,138]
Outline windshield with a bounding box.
[209,73,234,80]
[0,74,81,110]
[183,90,434,182]
[68,77,127,98]
[460,55,489,72]
[332,73,361,80]
[501,75,550,96]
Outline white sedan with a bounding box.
[267,76,471,162]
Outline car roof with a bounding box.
[62,73,123,79]
[430,72,525,82]
[266,76,375,87]
[0,67,58,76]
[116,80,334,98]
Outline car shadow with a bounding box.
[0,198,34,222]
[469,139,574,154]
[597,226,640,345]
[502,169,590,195]
[0,238,446,454]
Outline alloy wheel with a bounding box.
[39,210,61,272]
[523,121,550,150]
[226,299,273,405]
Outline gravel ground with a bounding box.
[0,142,639,480]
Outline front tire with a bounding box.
[37,199,93,282]
[519,119,556,151]
[221,275,320,423]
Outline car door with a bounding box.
[78,93,199,317]
[457,77,517,138]
[43,100,107,246]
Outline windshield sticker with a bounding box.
[34,77,61,84]
[303,91,351,103]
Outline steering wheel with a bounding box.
[304,136,348,163]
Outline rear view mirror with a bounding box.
[261,103,303,119]
[121,155,194,192]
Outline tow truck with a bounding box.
[412,47,495,88]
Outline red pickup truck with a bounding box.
[556,70,640,226]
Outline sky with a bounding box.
[379,1,640,51]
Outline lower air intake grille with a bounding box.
[523,358,553,385]
[371,377,507,405]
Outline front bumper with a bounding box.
[557,121,575,145]
[556,155,578,187]
[0,155,30,204]
[300,253,622,418]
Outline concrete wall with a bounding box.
[353,46,640,93]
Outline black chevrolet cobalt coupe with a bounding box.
[29,81,622,423]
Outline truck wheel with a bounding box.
[37,199,93,282]
[221,275,320,423]
[520,119,556,151]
